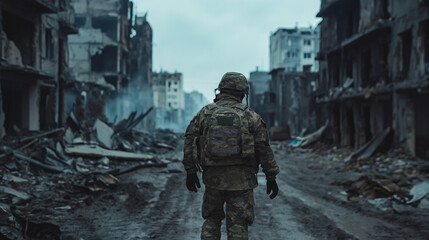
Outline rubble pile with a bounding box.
[283,134,429,211]
[0,111,182,239]
[341,152,429,203]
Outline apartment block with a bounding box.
[316,0,429,158]
[270,27,320,72]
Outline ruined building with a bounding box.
[269,69,318,137]
[125,14,155,129]
[316,0,429,158]
[0,0,76,138]
[184,90,208,125]
[270,26,320,72]
[130,15,152,89]
[67,0,133,122]
[152,71,185,131]
[263,26,320,138]
[248,67,274,130]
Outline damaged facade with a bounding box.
[125,14,155,129]
[184,91,209,126]
[269,69,318,138]
[270,27,320,72]
[0,0,76,138]
[152,71,185,131]
[316,0,429,158]
[248,66,318,139]
[248,67,274,130]
[67,0,133,122]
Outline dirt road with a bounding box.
[55,144,429,240]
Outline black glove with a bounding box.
[266,180,278,199]
[186,173,201,192]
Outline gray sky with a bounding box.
[134,0,321,100]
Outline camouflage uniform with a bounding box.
[183,72,279,240]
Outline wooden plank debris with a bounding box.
[65,145,156,160]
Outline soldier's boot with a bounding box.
[201,218,221,240]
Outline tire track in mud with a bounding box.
[144,174,203,239]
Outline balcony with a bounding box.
[58,7,78,34]
[341,20,391,49]
[317,0,346,17]
[24,0,57,13]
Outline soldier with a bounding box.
[183,72,280,240]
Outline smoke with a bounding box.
[105,76,155,130]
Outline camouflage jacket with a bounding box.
[183,94,280,190]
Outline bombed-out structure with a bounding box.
[270,69,318,138]
[270,27,320,72]
[0,0,76,138]
[316,0,429,158]
[67,0,133,122]
[248,68,274,130]
[152,71,185,131]
[184,91,208,126]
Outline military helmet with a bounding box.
[218,72,249,95]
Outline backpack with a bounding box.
[197,103,256,167]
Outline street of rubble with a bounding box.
[1,121,429,240]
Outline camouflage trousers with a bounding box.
[201,187,254,240]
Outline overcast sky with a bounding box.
[134,0,321,100]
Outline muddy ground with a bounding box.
[14,142,429,240]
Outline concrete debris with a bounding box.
[0,109,180,238]
[407,181,429,204]
[65,145,157,161]
[345,127,393,162]
[289,121,328,148]
[96,173,119,186]
[93,119,114,148]
[1,174,28,187]
[19,128,65,143]
[0,186,31,203]
[344,175,410,201]
[0,203,24,240]
[12,151,67,173]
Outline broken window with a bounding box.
[322,69,327,90]
[336,0,360,42]
[105,76,118,89]
[303,39,311,45]
[400,30,412,77]
[91,46,118,72]
[363,105,373,143]
[74,17,86,28]
[361,50,372,87]
[303,65,312,72]
[380,0,390,19]
[3,10,35,66]
[380,43,390,82]
[330,62,340,87]
[346,59,353,79]
[1,80,24,134]
[415,95,429,159]
[92,16,118,41]
[45,28,54,59]
[347,107,355,147]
